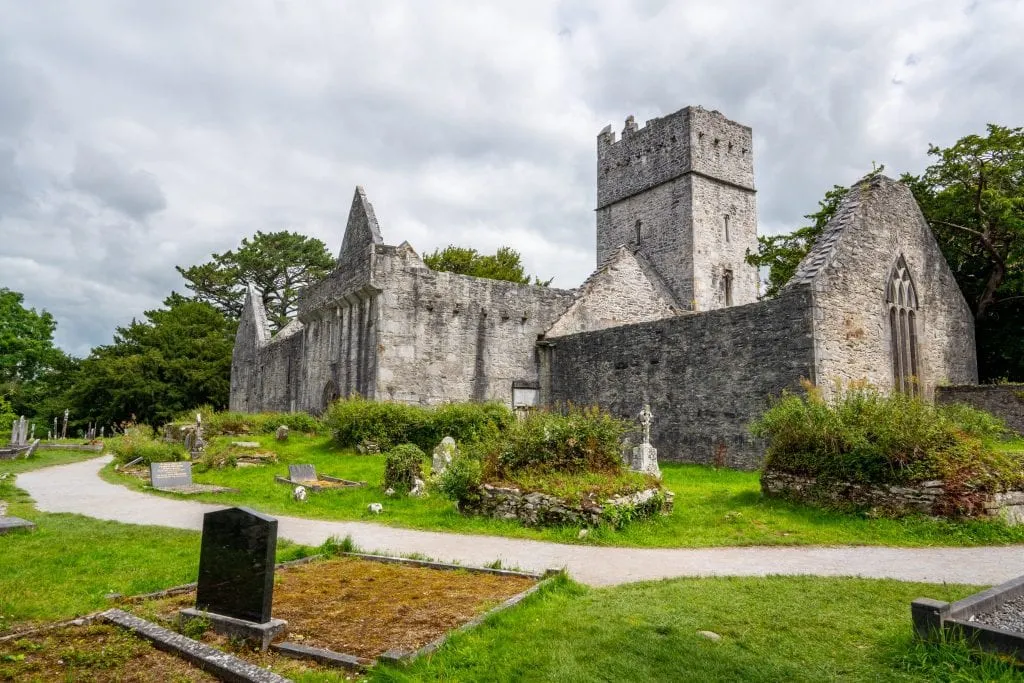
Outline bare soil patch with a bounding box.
[133,556,537,659]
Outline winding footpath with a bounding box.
[16,456,1024,587]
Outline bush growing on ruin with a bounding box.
[752,383,1019,492]
[323,397,513,452]
[383,443,426,493]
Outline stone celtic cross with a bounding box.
[638,404,653,445]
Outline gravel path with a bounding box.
[15,456,1024,587]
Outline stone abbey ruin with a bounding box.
[230,105,977,469]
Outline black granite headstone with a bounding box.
[288,464,317,483]
[195,507,277,624]
[151,461,192,489]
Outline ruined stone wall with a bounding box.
[372,243,575,405]
[791,176,977,399]
[936,385,1024,435]
[543,285,816,469]
[228,292,304,414]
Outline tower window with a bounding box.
[635,220,642,246]
[723,269,734,306]
[886,255,920,395]
[724,215,730,242]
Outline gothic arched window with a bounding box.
[886,256,920,394]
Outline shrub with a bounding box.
[480,406,631,478]
[751,383,1020,493]
[108,425,188,465]
[435,452,483,507]
[323,397,514,452]
[383,443,426,492]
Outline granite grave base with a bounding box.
[179,608,288,652]
[274,463,365,492]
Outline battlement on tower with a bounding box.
[596,106,754,209]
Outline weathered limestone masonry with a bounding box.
[596,106,759,312]
[936,385,1024,435]
[230,188,576,413]
[231,104,979,470]
[542,286,817,469]
[789,174,977,400]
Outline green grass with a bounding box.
[995,436,1024,453]
[103,433,1024,548]
[371,574,1019,682]
[0,452,312,631]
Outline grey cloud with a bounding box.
[69,146,167,220]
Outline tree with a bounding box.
[176,231,335,332]
[423,245,552,286]
[745,184,849,298]
[902,125,1024,381]
[68,297,236,427]
[0,288,76,420]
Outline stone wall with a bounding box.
[542,285,816,469]
[936,385,1024,435]
[762,470,1024,525]
[372,243,574,405]
[469,484,671,527]
[790,175,977,399]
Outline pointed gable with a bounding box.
[239,283,271,348]
[545,245,682,338]
[338,186,384,267]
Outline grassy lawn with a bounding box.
[372,574,1019,682]
[0,452,312,632]
[102,433,1024,548]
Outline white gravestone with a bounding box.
[630,404,661,479]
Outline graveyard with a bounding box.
[0,398,1022,681]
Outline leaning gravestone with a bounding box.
[182,507,287,650]
[288,464,318,483]
[151,461,193,490]
[432,436,458,476]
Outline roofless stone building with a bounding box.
[230,106,977,468]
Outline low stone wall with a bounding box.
[936,385,1024,435]
[761,470,1024,525]
[468,484,673,527]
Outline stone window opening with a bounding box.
[724,215,730,242]
[886,256,920,395]
[635,220,642,246]
[723,268,734,306]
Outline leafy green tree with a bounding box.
[176,230,334,332]
[745,185,849,298]
[0,288,76,421]
[902,124,1024,381]
[0,288,64,386]
[423,245,552,285]
[68,297,236,427]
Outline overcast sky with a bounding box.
[1,0,1021,356]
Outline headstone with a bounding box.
[432,436,457,475]
[275,425,289,441]
[151,461,193,489]
[410,477,426,497]
[52,417,58,440]
[61,409,69,440]
[288,464,317,483]
[195,507,278,624]
[231,441,261,449]
[631,404,661,478]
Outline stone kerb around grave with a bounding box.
[912,573,1024,663]
[469,485,673,528]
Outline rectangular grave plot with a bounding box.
[196,507,278,624]
[150,461,192,489]
[288,464,318,483]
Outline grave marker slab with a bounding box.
[151,461,192,489]
[0,516,36,534]
[288,464,318,483]
[195,507,277,624]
